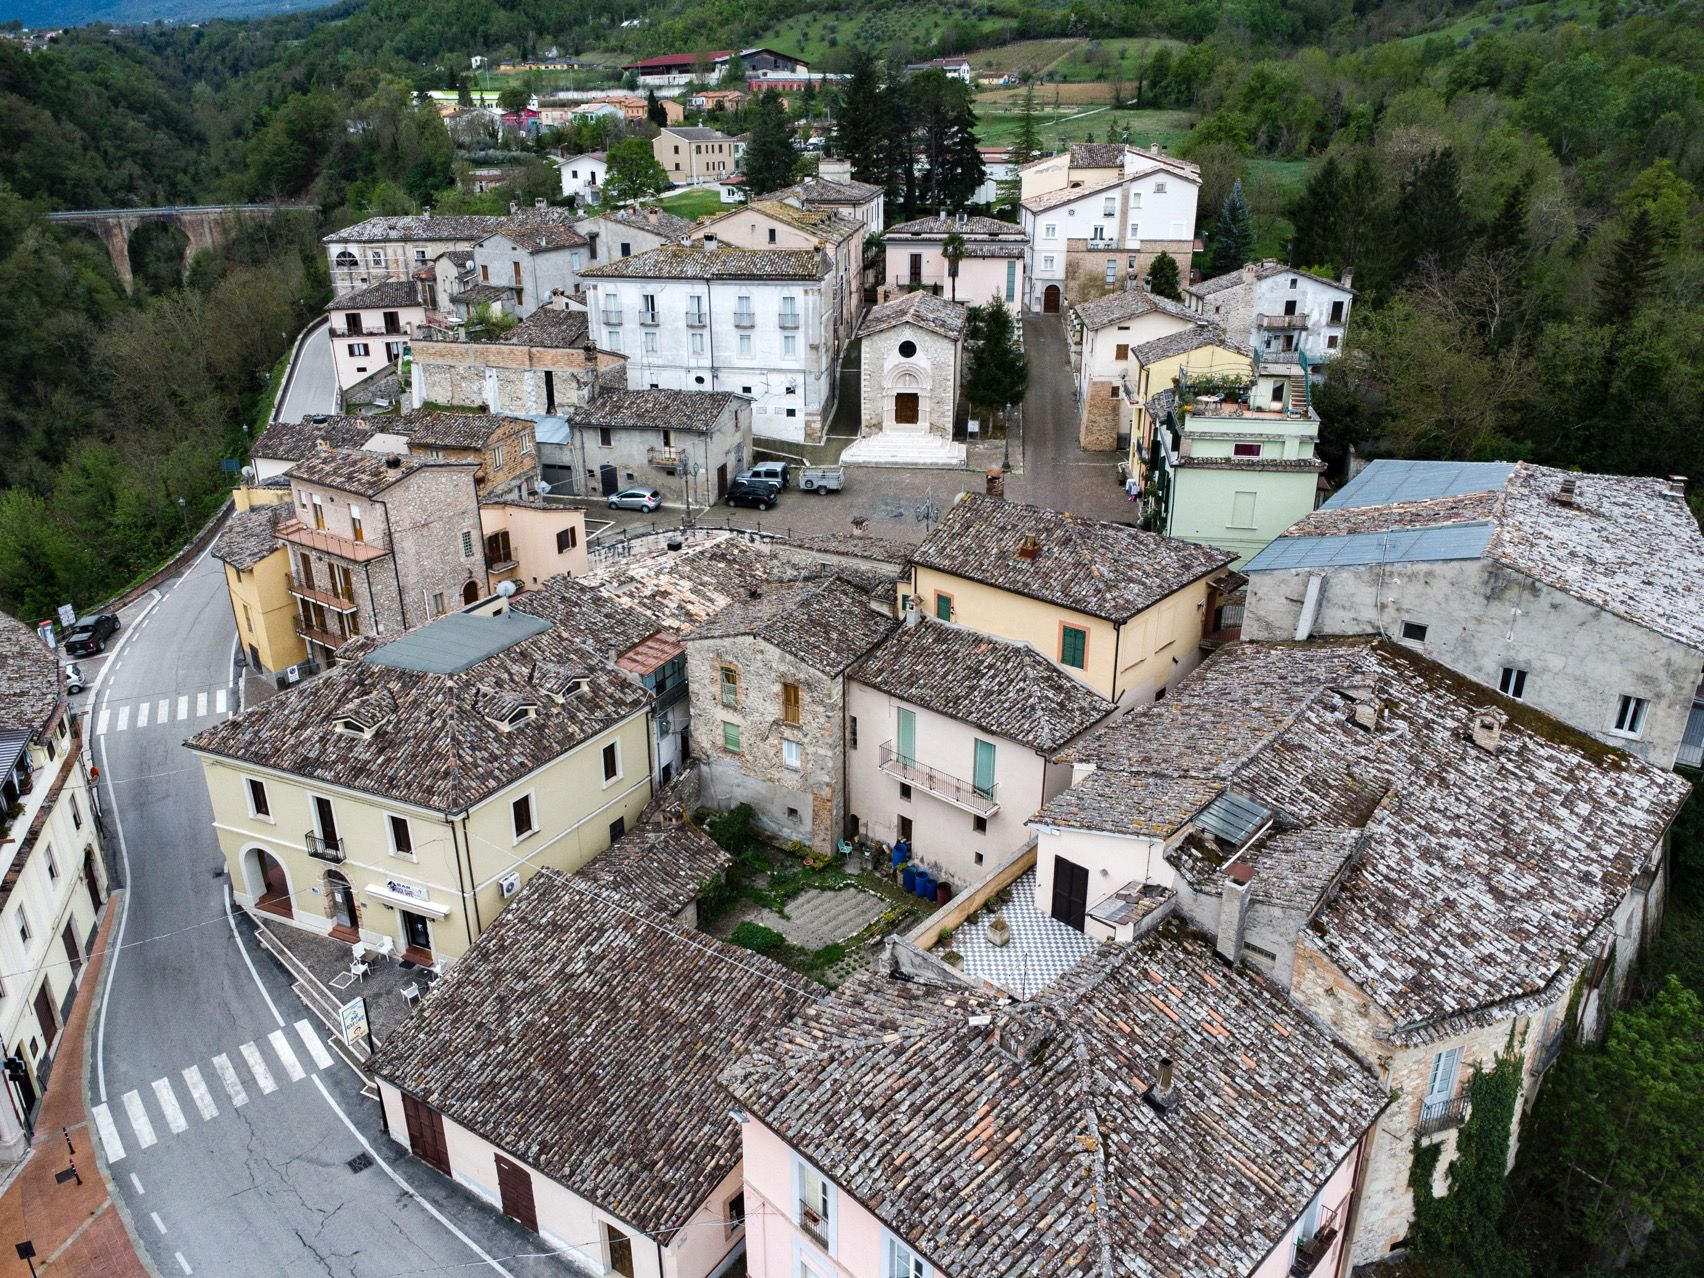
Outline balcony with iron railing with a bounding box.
[878,742,999,816]
[798,1202,829,1249]
[648,446,687,468]
[294,616,354,652]
[1417,1093,1469,1138]
[778,311,800,330]
[288,575,359,613]
[684,309,706,328]
[733,309,755,328]
[1257,313,1311,331]
[640,308,661,326]
[1289,1201,1341,1277]
[305,831,345,863]
[278,519,391,563]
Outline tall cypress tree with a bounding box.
[1147,251,1182,300]
[1288,154,1345,271]
[1011,82,1042,168]
[1392,149,1470,277]
[1594,207,1661,327]
[1208,178,1255,275]
[742,91,798,197]
[835,50,889,186]
[908,69,984,212]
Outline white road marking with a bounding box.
[239,1041,277,1094]
[116,705,130,732]
[121,1089,157,1149]
[215,689,228,714]
[181,1066,217,1121]
[150,1211,167,1234]
[156,698,168,723]
[175,1252,193,1274]
[195,691,207,716]
[267,1029,306,1083]
[136,702,151,728]
[96,709,110,735]
[92,1103,126,1163]
[176,695,189,720]
[130,1173,145,1195]
[293,1019,335,1070]
[210,1054,249,1108]
[151,1078,188,1134]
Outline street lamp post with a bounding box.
[177,496,188,542]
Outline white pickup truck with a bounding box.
[799,466,846,493]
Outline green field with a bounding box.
[976,105,1197,152]
[1049,37,1186,83]
[757,4,1006,67]
[651,188,727,220]
[1402,1,1558,42]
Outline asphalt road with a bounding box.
[82,546,577,1277]
[275,319,338,425]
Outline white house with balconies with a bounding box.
[581,244,839,444]
[1186,260,1355,375]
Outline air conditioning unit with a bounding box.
[499,871,521,899]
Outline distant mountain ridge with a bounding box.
[2,0,335,29]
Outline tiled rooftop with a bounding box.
[499,308,589,348]
[1189,259,1352,299]
[885,214,1024,238]
[909,492,1235,623]
[604,206,696,239]
[509,574,664,659]
[1020,173,1123,213]
[186,609,650,812]
[583,535,775,630]
[1038,638,1691,1036]
[582,244,825,281]
[1253,461,1704,650]
[387,410,532,450]
[661,125,734,142]
[285,446,473,497]
[857,290,968,341]
[252,416,379,462]
[325,280,423,311]
[575,389,742,433]
[1072,286,1198,330]
[0,611,59,735]
[211,502,288,572]
[718,199,861,245]
[574,813,730,918]
[723,920,1387,1278]
[486,222,588,252]
[851,619,1113,753]
[369,869,817,1236]
[1131,323,1252,365]
[795,176,883,204]
[687,576,895,676]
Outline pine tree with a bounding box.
[1392,149,1470,277]
[742,91,799,197]
[1594,207,1661,327]
[1483,183,1529,261]
[963,301,1029,424]
[1288,154,1345,272]
[835,51,891,188]
[1208,178,1255,276]
[1147,252,1182,300]
[645,90,665,128]
[1011,82,1042,169]
[908,70,984,212]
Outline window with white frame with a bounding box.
[44,845,57,882]
[387,814,414,859]
[1102,196,1116,216]
[795,1158,834,1251]
[885,1235,927,1278]
[782,739,802,771]
[1612,694,1648,737]
[738,333,752,355]
[644,331,658,353]
[70,794,81,829]
[1422,1045,1461,1119]
[246,777,271,819]
[1499,666,1528,700]
[1130,192,1142,208]
[691,331,705,354]
[1104,259,1117,284]
[602,741,621,783]
[1042,255,1055,270]
[783,335,797,355]
[1043,223,1057,239]
[15,908,30,948]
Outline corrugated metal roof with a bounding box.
[1680,699,1704,768]
[1194,791,1271,846]
[0,728,29,778]
[1244,523,1495,572]
[1324,460,1513,510]
[368,610,551,674]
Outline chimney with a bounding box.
[850,515,869,538]
[1555,476,1578,505]
[384,455,402,469]
[646,206,659,224]
[1666,475,1688,499]
[985,466,1006,499]
[421,205,432,220]
[1241,262,1258,283]
[1143,1056,1178,1114]
[1016,532,1040,560]
[1339,267,1352,291]
[508,201,519,215]
[1351,700,1380,731]
[534,197,547,209]
[1216,862,1255,964]
[1470,708,1506,754]
[903,594,920,627]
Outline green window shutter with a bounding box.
[896,707,916,764]
[722,721,741,752]
[935,594,952,621]
[972,739,996,798]
[1061,626,1087,669]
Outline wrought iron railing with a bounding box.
[878,742,998,815]
[305,831,345,863]
[1417,1094,1469,1137]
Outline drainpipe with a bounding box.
[448,813,477,949]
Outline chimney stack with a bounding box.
[1470,708,1506,754]
[1016,532,1040,560]
[535,197,547,210]
[421,205,432,220]
[1555,475,1578,505]
[508,201,519,215]
[1666,475,1688,499]
[1144,1056,1179,1114]
[646,206,659,224]
[1216,862,1255,964]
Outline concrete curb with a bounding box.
[91,500,233,617]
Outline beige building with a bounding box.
[901,493,1237,705]
[187,607,655,966]
[0,612,108,1164]
[845,617,1113,888]
[278,448,487,665]
[653,126,739,187]
[409,309,627,420]
[478,499,588,591]
[326,280,428,393]
[1069,286,1199,451]
[881,213,1025,306]
[1126,326,1255,487]
[1028,638,1687,1263]
[577,206,696,265]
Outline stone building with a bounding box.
[1019,144,1201,313]
[576,206,695,265]
[1027,638,1688,1264]
[1069,286,1198,452]
[685,576,895,851]
[570,389,751,508]
[1243,460,1704,770]
[1186,260,1355,373]
[469,224,590,319]
[322,206,584,294]
[379,410,541,501]
[409,309,626,421]
[845,290,967,468]
[277,448,487,664]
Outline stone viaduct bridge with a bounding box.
[45,203,317,292]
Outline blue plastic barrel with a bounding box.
[901,865,917,893]
[915,871,935,900]
[891,845,908,868]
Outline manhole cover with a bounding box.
[347,1152,374,1174]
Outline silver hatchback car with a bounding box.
[607,487,663,512]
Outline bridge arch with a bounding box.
[43,204,316,294]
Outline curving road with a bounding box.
[275,318,338,425]
[82,543,574,1277]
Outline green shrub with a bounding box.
[730,921,786,955]
[707,803,757,857]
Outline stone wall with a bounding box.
[858,319,960,439]
[380,465,489,626]
[1061,239,1193,307]
[411,337,615,418]
[685,631,845,852]
[1078,378,1125,450]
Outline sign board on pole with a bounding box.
[967,418,981,435]
[57,604,77,630]
[339,997,370,1050]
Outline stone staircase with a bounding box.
[839,432,968,468]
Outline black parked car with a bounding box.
[63,613,119,657]
[725,481,778,511]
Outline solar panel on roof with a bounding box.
[1323,460,1514,510]
[1244,523,1495,572]
[1195,792,1271,846]
[368,610,551,674]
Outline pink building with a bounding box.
[724,928,1387,1278]
[324,280,427,392]
[882,213,1025,307]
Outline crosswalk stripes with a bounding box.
[177,695,189,720]
[137,701,150,729]
[95,1023,336,1164]
[90,684,236,737]
[211,1054,249,1110]
[158,698,169,723]
[97,708,109,735]
[151,1078,188,1134]
[116,705,130,732]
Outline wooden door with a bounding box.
[32,983,58,1049]
[401,1093,451,1174]
[494,1154,538,1232]
[604,1225,636,1278]
[1051,857,1089,932]
[1043,285,1061,313]
[908,253,922,285]
[894,392,920,425]
[83,849,103,911]
[61,923,81,980]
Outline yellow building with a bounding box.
[900,493,1236,705]
[1126,329,1255,485]
[216,489,306,676]
[186,606,654,965]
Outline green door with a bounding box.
[896,708,916,764]
[973,739,996,799]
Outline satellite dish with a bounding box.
[496,580,519,597]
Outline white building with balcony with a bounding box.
[1186,260,1355,373]
[582,244,840,444]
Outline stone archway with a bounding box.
[245,846,293,919]
[884,365,928,433]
